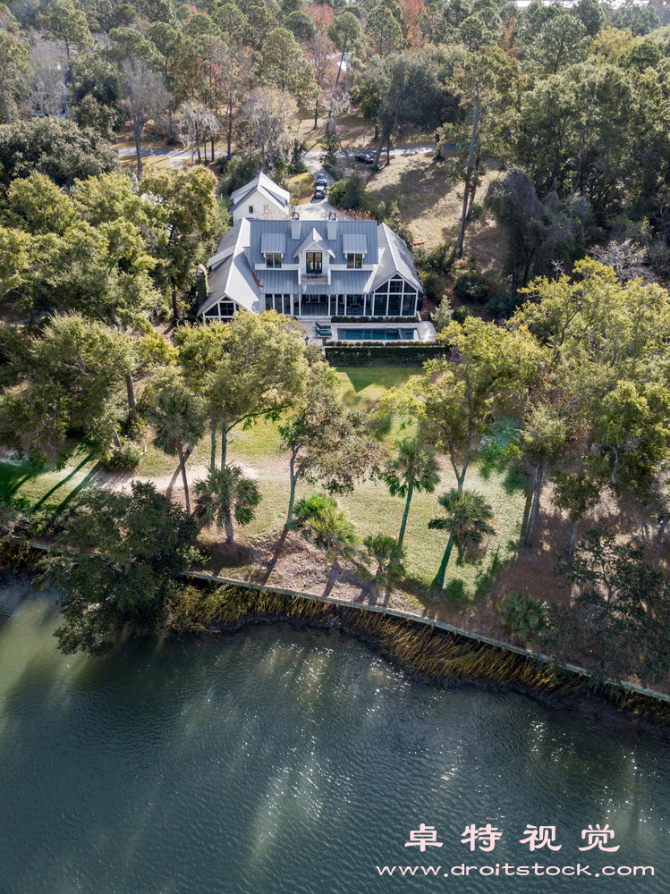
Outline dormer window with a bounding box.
[266,252,282,268]
[306,251,322,274]
[346,253,362,269]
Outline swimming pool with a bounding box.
[337,328,416,341]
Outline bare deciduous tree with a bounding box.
[120,59,169,180]
[242,86,298,174]
[30,37,69,118]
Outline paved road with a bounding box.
[115,143,437,169]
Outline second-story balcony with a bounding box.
[300,272,329,286]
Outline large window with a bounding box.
[372,277,418,317]
[265,294,291,313]
[346,253,362,269]
[347,294,364,315]
[306,251,322,274]
[204,300,236,321]
[265,252,282,268]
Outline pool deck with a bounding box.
[301,320,436,345]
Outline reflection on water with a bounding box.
[1,585,669,894]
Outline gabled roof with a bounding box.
[199,220,263,316]
[293,227,335,259]
[230,171,290,210]
[368,223,423,293]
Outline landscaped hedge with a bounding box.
[325,344,447,366]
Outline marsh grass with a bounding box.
[167,583,670,725]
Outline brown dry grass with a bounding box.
[362,151,508,273]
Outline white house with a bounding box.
[230,172,291,224]
[199,217,425,330]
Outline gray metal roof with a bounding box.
[230,171,290,207]
[260,232,286,255]
[293,227,335,259]
[245,219,379,269]
[342,233,368,255]
[202,218,421,315]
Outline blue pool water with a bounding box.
[338,328,416,340]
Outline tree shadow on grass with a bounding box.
[31,453,96,511]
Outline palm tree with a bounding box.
[292,494,358,584]
[428,489,495,590]
[194,465,261,543]
[360,534,406,599]
[147,386,206,515]
[382,438,441,547]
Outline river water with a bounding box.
[1,583,670,894]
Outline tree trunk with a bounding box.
[466,151,480,221]
[398,483,413,547]
[134,123,143,180]
[125,371,137,422]
[225,509,234,543]
[432,533,455,589]
[172,284,179,322]
[227,98,233,159]
[655,515,668,568]
[314,101,318,129]
[0,83,11,125]
[566,518,580,558]
[211,134,215,161]
[178,446,191,515]
[523,460,545,548]
[373,126,387,169]
[220,421,228,469]
[286,455,297,528]
[113,430,122,449]
[195,122,201,163]
[386,132,391,166]
[210,415,217,472]
[374,124,378,141]
[457,89,481,258]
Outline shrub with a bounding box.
[417,242,457,276]
[421,271,444,302]
[451,305,471,324]
[499,592,548,646]
[453,273,490,305]
[100,442,142,471]
[432,300,452,332]
[328,179,346,206]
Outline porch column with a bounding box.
[386,293,389,317]
[344,294,348,316]
[413,293,418,317]
[298,294,301,317]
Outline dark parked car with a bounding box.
[355,151,375,164]
[314,185,326,199]
[315,174,328,187]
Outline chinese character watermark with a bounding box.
[461,824,503,852]
[579,824,620,852]
[405,824,443,852]
[519,825,562,851]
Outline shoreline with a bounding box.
[4,539,670,737]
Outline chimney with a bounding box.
[291,218,301,240]
[327,217,337,242]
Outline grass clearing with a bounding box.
[0,366,527,602]
[288,171,315,205]
[362,152,507,271]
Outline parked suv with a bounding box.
[355,151,375,164]
[314,184,326,199]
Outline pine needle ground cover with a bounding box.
[0,366,527,598]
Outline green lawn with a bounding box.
[0,366,528,599]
